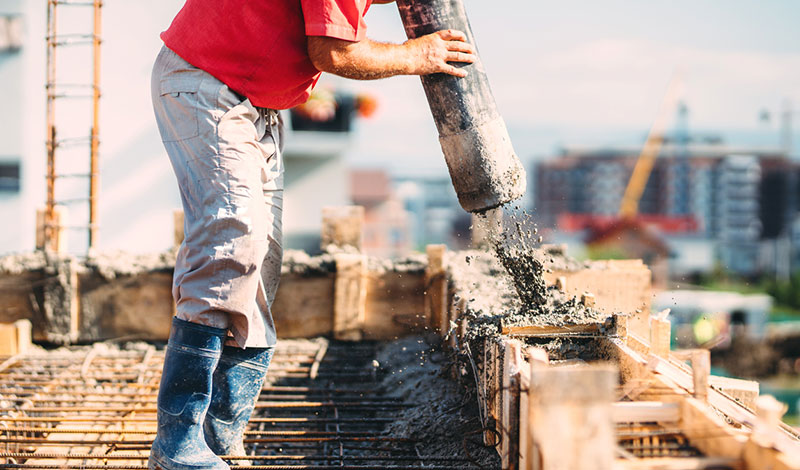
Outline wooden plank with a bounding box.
[526,347,549,366]
[501,339,523,470]
[650,316,671,358]
[690,350,710,402]
[36,205,68,252]
[614,457,743,470]
[503,315,626,338]
[333,253,367,340]
[709,376,759,410]
[518,365,531,470]
[0,320,32,355]
[544,259,652,338]
[742,395,800,470]
[612,401,679,424]
[79,271,173,342]
[494,339,504,425]
[273,274,335,337]
[503,322,602,337]
[321,206,364,251]
[527,364,617,470]
[482,337,496,446]
[447,296,465,350]
[424,244,447,334]
[363,270,426,340]
[680,397,749,460]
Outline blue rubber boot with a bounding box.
[149,318,229,470]
[204,346,273,464]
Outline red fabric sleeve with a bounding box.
[302,0,372,42]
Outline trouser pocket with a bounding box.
[155,78,202,142]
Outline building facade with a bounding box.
[535,144,798,275]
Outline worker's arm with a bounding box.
[307,29,476,80]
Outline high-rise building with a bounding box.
[535,144,797,275]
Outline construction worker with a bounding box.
[148,1,475,470]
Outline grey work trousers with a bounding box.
[150,45,283,348]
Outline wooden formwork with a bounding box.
[431,246,800,470]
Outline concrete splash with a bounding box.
[458,206,608,340]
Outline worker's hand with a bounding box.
[405,29,476,77]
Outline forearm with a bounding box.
[308,30,474,81]
[309,37,412,80]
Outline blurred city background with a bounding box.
[0,1,799,422]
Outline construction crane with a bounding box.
[618,73,684,218]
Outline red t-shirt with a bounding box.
[161,0,373,110]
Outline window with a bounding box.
[0,161,20,192]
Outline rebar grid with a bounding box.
[615,423,702,459]
[0,341,475,469]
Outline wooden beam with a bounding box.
[503,322,601,337]
[614,457,743,470]
[363,269,427,340]
[526,347,550,366]
[710,376,759,410]
[501,339,523,470]
[36,206,68,252]
[742,395,800,470]
[650,316,671,358]
[482,337,504,447]
[527,364,617,470]
[0,320,32,356]
[690,349,710,402]
[518,364,531,470]
[503,315,625,338]
[612,401,679,424]
[321,206,364,251]
[332,253,367,341]
[425,245,447,334]
[520,348,547,470]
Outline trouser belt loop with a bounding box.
[259,108,278,127]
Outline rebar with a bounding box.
[0,341,478,469]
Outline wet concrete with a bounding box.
[376,335,500,468]
[450,206,611,351]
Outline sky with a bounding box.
[333,0,800,174]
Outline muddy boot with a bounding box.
[204,346,273,465]
[149,318,229,470]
